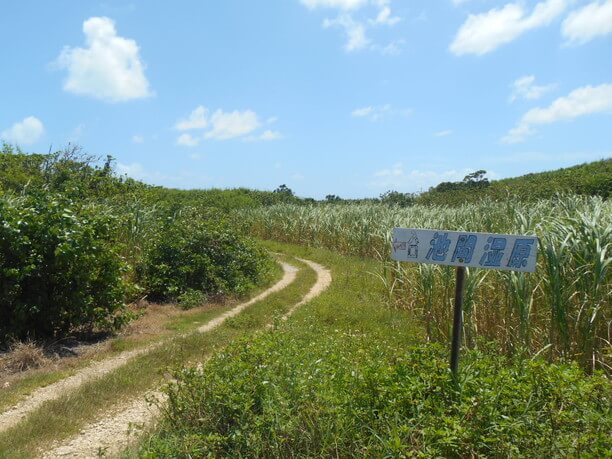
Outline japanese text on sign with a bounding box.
[391,228,538,272]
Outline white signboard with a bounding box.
[391,228,538,272]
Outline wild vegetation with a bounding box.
[242,196,611,372]
[1,145,609,457]
[137,243,611,458]
[0,144,273,342]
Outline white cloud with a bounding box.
[371,162,471,190]
[175,105,208,131]
[304,0,402,53]
[55,17,152,102]
[450,0,567,56]
[371,6,401,25]
[259,130,283,141]
[509,75,556,102]
[244,130,284,142]
[434,129,453,137]
[374,39,405,55]
[205,109,261,140]
[351,104,410,121]
[1,116,45,145]
[323,15,370,51]
[562,0,612,45]
[301,0,368,10]
[502,83,612,143]
[351,106,375,117]
[132,134,144,144]
[176,133,200,147]
[174,106,280,141]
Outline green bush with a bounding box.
[177,289,208,310]
[0,193,128,340]
[138,211,271,302]
[142,335,611,458]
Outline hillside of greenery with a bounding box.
[415,158,611,206]
[0,144,281,342]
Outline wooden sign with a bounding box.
[391,228,538,272]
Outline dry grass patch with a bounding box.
[0,341,50,374]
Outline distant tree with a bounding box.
[325,194,342,202]
[431,170,490,193]
[462,170,490,188]
[379,190,416,207]
[274,184,294,196]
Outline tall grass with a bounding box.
[241,195,611,372]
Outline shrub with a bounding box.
[138,211,271,302]
[177,289,208,310]
[0,193,129,340]
[142,335,611,458]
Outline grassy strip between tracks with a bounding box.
[0,256,312,458]
[134,241,610,458]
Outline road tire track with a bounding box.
[40,258,331,459]
[0,262,298,434]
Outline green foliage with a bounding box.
[138,210,272,302]
[177,289,208,310]
[242,196,612,371]
[141,287,610,457]
[0,146,276,342]
[419,159,611,206]
[135,243,610,458]
[0,193,129,339]
[379,190,416,207]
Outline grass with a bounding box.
[242,196,612,372]
[134,242,611,458]
[0,260,284,415]
[0,259,292,458]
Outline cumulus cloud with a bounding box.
[371,162,471,190]
[1,116,45,145]
[323,15,370,51]
[351,104,410,121]
[55,17,152,102]
[509,75,556,102]
[371,6,401,25]
[205,109,261,140]
[562,0,612,45]
[258,130,283,141]
[303,0,402,53]
[450,0,567,56]
[176,133,200,147]
[132,134,144,144]
[174,106,281,143]
[175,105,208,131]
[502,83,612,143]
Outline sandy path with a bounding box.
[39,258,331,459]
[0,262,297,435]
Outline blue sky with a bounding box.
[1,0,611,198]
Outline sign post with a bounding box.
[391,228,538,376]
[450,266,465,377]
